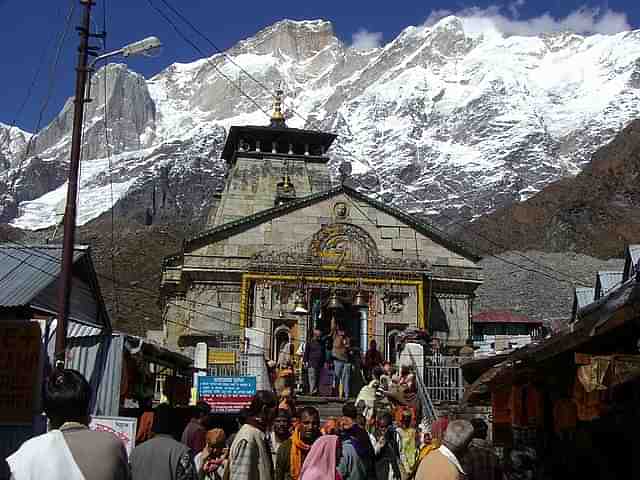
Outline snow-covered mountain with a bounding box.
[3,16,640,230]
[0,122,31,171]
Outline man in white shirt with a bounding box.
[416,419,474,480]
[7,369,129,480]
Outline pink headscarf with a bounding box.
[299,435,340,480]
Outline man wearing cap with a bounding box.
[416,419,474,480]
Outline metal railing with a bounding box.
[406,347,437,421]
[422,355,465,404]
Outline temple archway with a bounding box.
[309,223,378,266]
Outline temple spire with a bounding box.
[270,84,287,128]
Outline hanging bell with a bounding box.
[353,290,368,309]
[292,297,309,315]
[327,291,343,310]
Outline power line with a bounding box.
[0,2,586,345]
[1,191,586,344]
[1,240,398,346]
[155,0,311,127]
[131,8,586,289]
[144,0,270,119]
[100,2,120,323]
[8,0,77,196]
[137,6,589,288]
[1,1,597,292]
[349,174,591,287]
[0,38,51,153]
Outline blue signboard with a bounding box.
[197,376,257,413]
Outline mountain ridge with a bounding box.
[2,17,639,333]
[1,16,640,232]
[458,118,640,259]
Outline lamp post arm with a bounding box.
[85,49,124,102]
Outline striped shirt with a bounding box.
[228,424,274,480]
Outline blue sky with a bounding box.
[1,0,639,132]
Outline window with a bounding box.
[385,324,407,364]
[272,325,291,360]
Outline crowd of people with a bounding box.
[3,367,510,480]
[272,324,420,406]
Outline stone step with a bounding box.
[297,395,349,423]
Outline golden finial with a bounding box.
[270,84,286,127]
[282,174,292,190]
[282,159,292,190]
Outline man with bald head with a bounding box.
[416,419,474,480]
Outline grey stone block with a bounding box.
[381,227,398,239]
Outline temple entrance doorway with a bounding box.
[310,289,367,355]
[305,288,371,397]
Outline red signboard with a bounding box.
[0,322,42,424]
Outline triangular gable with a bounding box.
[571,287,595,322]
[185,184,480,262]
[595,271,624,299]
[31,252,111,331]
[623,245,640,282]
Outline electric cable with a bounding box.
[100,0,121,323]
[347,174,592,288]
[144,0,270,119]
[155,0,312,127]
[8,0,77,195]
[0,241,399,345]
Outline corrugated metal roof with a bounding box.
[0,244,86,307]
[575,287,595,309]
[597,271,624,297]
[66,333,125,417]
[473,310,540,324]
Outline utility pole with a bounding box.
[55,0,94,365]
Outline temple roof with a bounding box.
[183,183,481,262]
[221,125,337,163]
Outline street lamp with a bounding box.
[54,0,163,367]
[92,36,162,66]
[86,36,162,100]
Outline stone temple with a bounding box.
[160,92,482,366]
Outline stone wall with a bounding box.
[189,193,481,274]
[210,155,330,227]
[166,192,481,352]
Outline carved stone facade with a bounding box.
[161,123,483,361]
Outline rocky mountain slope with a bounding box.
[462,119,640,259]
[2,17,640,230]
[3,17,640,334]
[476,252,624,324]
